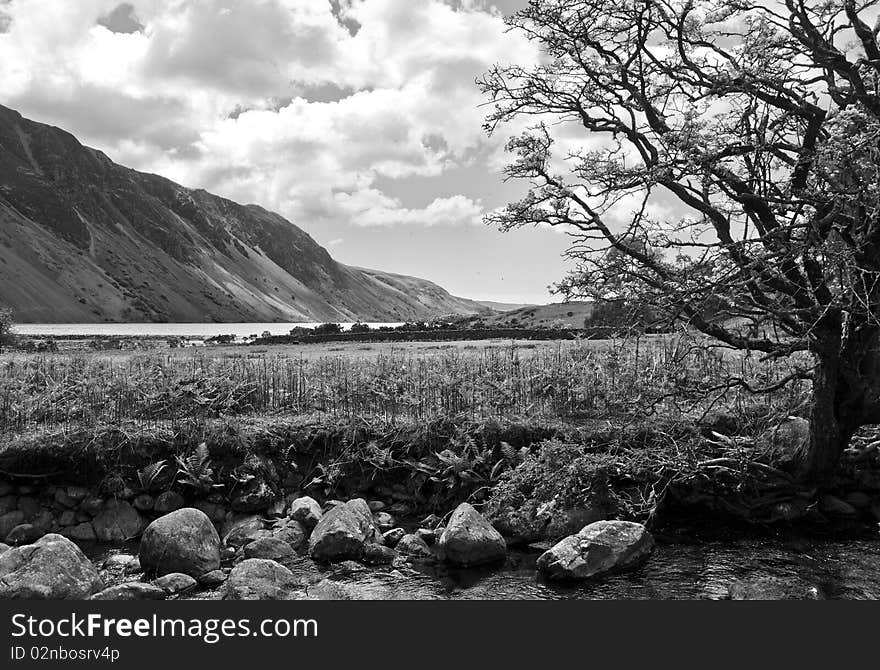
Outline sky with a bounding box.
[0,0,576,304]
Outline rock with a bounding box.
[387,502,411,516]
[133,494,154,512]
[153,572,197,594]
[0,511,26,539]
[309,499,380,563]
[0,543,9,555]
[289,496,322,529]
[729,575,824,600]
[17,496,41,519]
[30,510,54,533]
[58,510,77,527]
[139,508,221,578]
[79,496,104,516]
[844,491,871,509]
[368,500,386,512]
[103,554,140,572]
[438,503,507,567]
[819,494,857,516]
[271,519,308,552]
[224,559,301,600]
[198,569,228,587]
[374,512,395,531]
[0,482,12,496]
[5,524,44,545]
[93,500,144,542]
[243,537,296,563]
[536,520,655,581]
[231,480,276,513]
[415,528,436,545]
[154,491,185,514]
[91,582,167,601]
[396,534,434,560]
[0,534,103,599]
[62,522,96,542]
[420,513,441,529]
[222,515,268,548]
[382,528,405,547]
[54,488,78,509]
[768,498,810,522]
[362,543,396,565]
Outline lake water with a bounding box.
[15,323,404,338]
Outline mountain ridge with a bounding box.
[0,104,492,323]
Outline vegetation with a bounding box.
[0,307,15,354]
[481,1,880,482]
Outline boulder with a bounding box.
[153,572,197,594]
[289,496,322,529]
[382,528,406,547]
[62,522,97,543]
[154,491,185,514]
[222,515,269,548]
[198,569,228,587]
[362,543,396,565]
[729,575,824,600]
[224,559,301,600]
[93,500,144,542]
[374,512,395,531]
[58,510,77,527]
[91,582,166,601]
[139,508,220,578]
[243,537,296,563]
[536,520,655,581]
[309,499,380,563]
[414,528,437,545]
[396,534,434,560]
[133,494,154,512]
[79,496,104,516]
[438,503,506,566]
[5,524,44,546]
[271,519,308,552]
[0,534,103,599]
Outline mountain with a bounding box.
[0,104,491,323]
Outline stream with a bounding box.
[88,532,880,600]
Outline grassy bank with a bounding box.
[2,334,853,529]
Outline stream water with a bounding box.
[89,533,880,600]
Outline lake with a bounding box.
[15,323,404,338]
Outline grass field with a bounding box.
[0,334,810,435]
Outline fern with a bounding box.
[137,460,167,492]
[176,442,215,493]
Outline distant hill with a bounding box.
[0,104,492,323]
[455,301,595,329]
[474,300,535,312]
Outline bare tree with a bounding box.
[480,0,880,482]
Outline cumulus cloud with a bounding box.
[0,0,539,230]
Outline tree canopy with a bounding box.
[481,0,880,478]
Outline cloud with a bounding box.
[0,0,539,231]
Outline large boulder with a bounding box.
[0,534,103,599]
[92,500,144,542]
[243,537,296,563]
[224,559,301,600]
[438,503,506,566]
[536,520,655,581]
[271,519,308,552]
[139,508,220,578]
[309,499,380,563]
[396,534,434,560]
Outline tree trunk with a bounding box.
[800,335,880,483]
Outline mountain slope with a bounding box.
[0,104,490,323]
